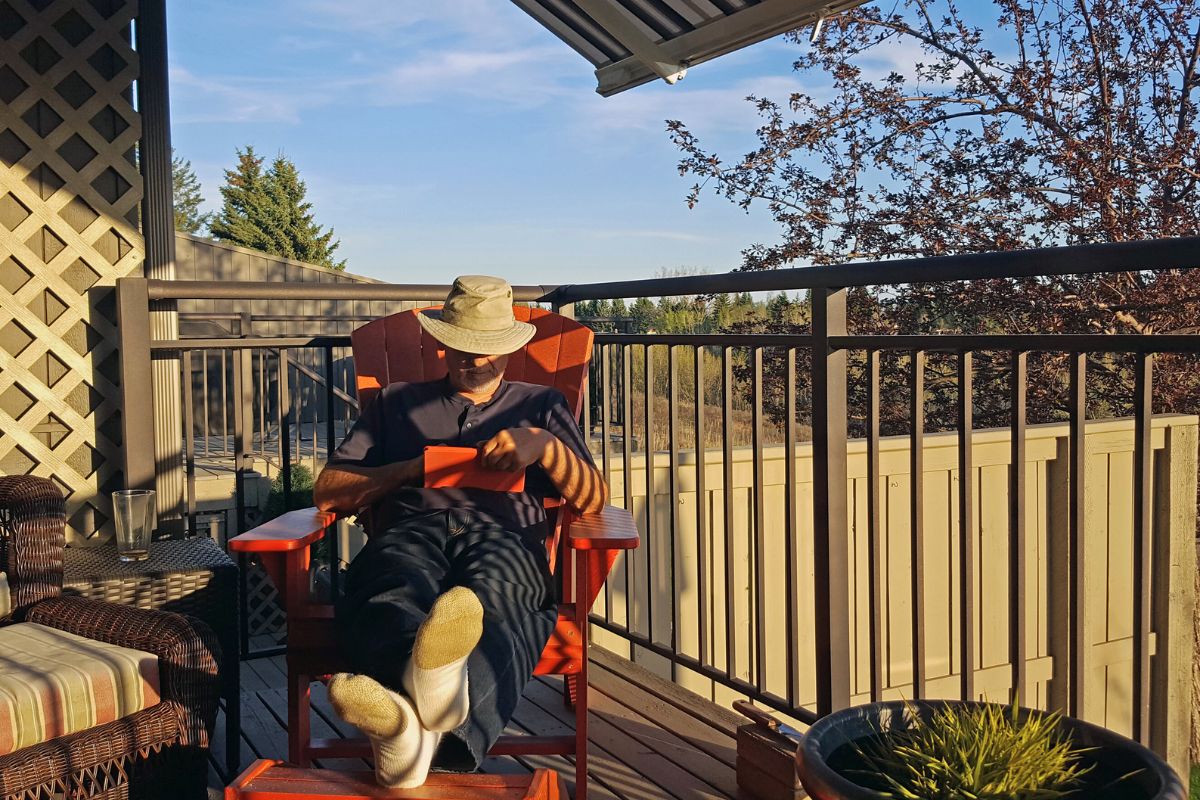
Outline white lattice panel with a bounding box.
[0,0,145,543]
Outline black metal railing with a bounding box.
[114,237,1200,767]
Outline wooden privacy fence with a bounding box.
[586,416,1198,777]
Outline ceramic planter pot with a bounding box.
[795,700,1185,800]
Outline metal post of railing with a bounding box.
[694,346,708,668]
[280,349,293,512]
[910,350,927,699]
[810,287,852,717]
[1068,353,1087,718]
[1009,351,1028,706]
[751,347,766,692]
[1132,353,1153,744]
[866,350,883,702]
[958,351,976,702]
[325,344,340,600]
[721,346,736,680]
[182,351,197,537]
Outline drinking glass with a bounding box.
[112,489,155,562]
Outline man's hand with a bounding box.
[314,453,424,513]
[480,426,608,515]
[478,427,550,473]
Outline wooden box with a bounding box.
[735,724,804,800]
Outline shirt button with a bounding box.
[465,421,474,429]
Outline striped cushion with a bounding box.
[0,573,9,620]
[0,622,160,755]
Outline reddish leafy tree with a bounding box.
[669,0,1200,432]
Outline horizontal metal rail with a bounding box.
[148,279,556,302]
[157,332,1200,355]
[550,235,1200,301]
[833,334,1200,353]
[153,336,351,351]
[596,333,815,346]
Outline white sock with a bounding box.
[403,586,484,732]
[327,673,441,788]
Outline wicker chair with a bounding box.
[0,476,220,800]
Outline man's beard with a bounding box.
[454,367,502,394]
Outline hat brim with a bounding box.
[417,310,536,356]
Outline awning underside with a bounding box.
[511,0,868,96]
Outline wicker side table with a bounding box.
[63,536,240,778]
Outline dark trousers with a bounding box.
[336,508,557,771]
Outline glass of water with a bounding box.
[112,489,155,562]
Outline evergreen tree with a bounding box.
[172,153,211,234]
[709,293,731,329]
[767,291,790,323]
[630,296,657,332]
[211,146,346,270]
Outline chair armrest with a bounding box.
[27,595,220,747]
[228,507,337,553]
[0,475,65,615]
[565,505,639,550]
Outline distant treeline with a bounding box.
[574,291,807,334]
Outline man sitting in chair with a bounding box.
[313,275,607,788]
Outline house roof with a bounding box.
[511,0,869,96]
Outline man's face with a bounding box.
[445,348,509,395]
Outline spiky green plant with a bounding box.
[849,702,1093,800]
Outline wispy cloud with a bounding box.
[369,45,578,106]
[169,67,333,124]
[298,0,541,49]
[584,227,715,243]
[559,73,801,163]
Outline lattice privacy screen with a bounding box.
[0,0,145,544]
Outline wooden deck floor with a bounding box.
[209,644,743,799]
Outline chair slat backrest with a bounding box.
[350,307,594,417]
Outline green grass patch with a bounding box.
[1189,764,1199,800]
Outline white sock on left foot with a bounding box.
[403,586,484,732]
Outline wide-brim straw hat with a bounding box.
[418,275,536,356]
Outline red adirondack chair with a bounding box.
[229,307,638,800]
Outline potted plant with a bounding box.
[795,700,1185,800]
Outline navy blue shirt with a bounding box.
[329,379,595,538]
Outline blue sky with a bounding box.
[165,1,826,285]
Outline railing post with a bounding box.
[117,278,156,496]
[231,313,253,537]
[551,297,575,319]
[137,0,185,536]
[811,287,852,716]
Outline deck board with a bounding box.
[588,655,738,769]
[210,645,738,799]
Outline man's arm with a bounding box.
[479,428,608,515]
[313,455,423,514]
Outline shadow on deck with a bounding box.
[210,640,743,799]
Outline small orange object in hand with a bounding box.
[423,445,527,493]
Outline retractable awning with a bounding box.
[511,0,868,96]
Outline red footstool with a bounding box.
[225,760,566,799]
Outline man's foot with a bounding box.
[327,673,439,788]
[403,586,484,732]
